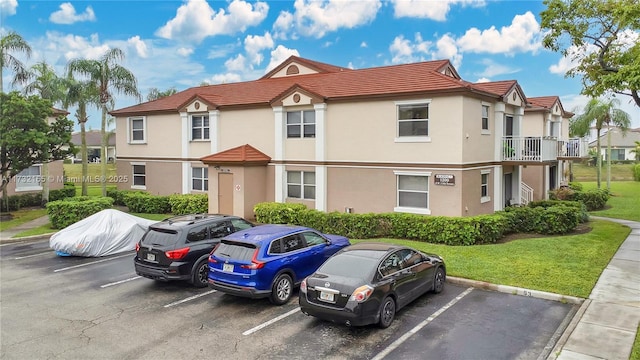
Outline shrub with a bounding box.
[49,182,76,202]
[107,188,145,206]
[169,194,208,215]
[0,192,42,212]
[568,182,583,191]
[529,200,589,223]
[123,192,171,214]
[46,196,114,229]
[633,164,640,182]
[253,202,307,224]
[573,188,610,211]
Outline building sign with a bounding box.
[434,174,455,186]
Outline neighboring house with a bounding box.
[6,108,68,197]
[588,127,640,161]
[70,130,116,163]
[110,56,587,219]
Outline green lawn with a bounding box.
[580,181,640,222]
[0,208,48,232]
[571,162,635,182]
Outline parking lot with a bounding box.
[1,239,578,360]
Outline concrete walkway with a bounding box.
[0,215,53,242]
[550,217,640,360]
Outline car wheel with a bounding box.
[378,297,396,329]
[269,274,293,305]
[432,267,446,293]
[190,259,209,288]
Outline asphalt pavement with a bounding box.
[1,214,638,359]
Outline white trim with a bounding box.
[190,166,209,192]
[274,164,284,202]
[209,110,219,154]
[180,112,189,158]
[481,169,491,175]
[394,99,432,106]
[131,162,147,190]
[189,113,210,141]
[127,116,146,144]
[315,165,326,211]
[394,171,431,215]
[181,162,189,194]
[393,170,432,176]
[273,107,284,160]
[314,103,326,162]
[393,206,431,215]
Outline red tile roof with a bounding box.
[200,144,271,165]
[527,96,573,117]
[111,57,510,116]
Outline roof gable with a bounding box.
[200,144,271,166]
[261,55,350,79]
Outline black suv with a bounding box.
[134,214,254,287]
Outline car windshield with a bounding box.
[317,252,380,278]
[141,228,179,246]
[214,240,256,261]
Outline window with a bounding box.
[379,252,402,277]
[398,103,428,137]
[481,170,491,203]
[481,105,490,131]
[186,224,209,242]
[132,164,146,188]
[210,222,231,239]
[269,239,283,254]
[609,149,625,161]
[286,110,315,138]
[286,171,315,200]
[192,167,208,191]
[395,174,429,213]
[282,234,304,252]
[191,115,210,140]
[15,165,42,191]
[230,218,253,231]
[302,231,326,246]
[129,117,145,143]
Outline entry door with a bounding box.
[549,166,557,191]
[218,173,233,215]
[504,173,513,207]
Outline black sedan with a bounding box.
[299,242,445,328]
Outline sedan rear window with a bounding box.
[214,240,256,261]
[141,228,179,246]
[317,253,379,278]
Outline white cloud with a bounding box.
[476,77,490,83]
[265,45,300,72]
[0,0,18,16]
[225,54,246,72]
[49,3,96,24]
[177,47,194,57]
[207,43,239,59]
[209,73,243,84]
[477,58,519,77]
[392,0,486,21]
[389,33,431,64]
[127,36,148,58]
[360,41,368,48]
[273,0,381,39]
[244,32,274,65]
[562,94,640,130]
[456,11,542,54]
[434,34,462,68]
[156,0,268,43]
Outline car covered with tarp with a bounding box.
[50,209,157,257]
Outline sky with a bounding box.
[1,0,639,132]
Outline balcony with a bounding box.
[502,136,589,162]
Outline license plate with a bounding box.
[146,253,156,261]
[319,291,335,302]
[223,263,234,272]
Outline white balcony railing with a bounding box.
[502,136,558,162]
[557,138,589,158]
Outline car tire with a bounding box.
[378,296,396,328]
[190,259,209,288]
[432,267,446,293]
[269,274,293,305]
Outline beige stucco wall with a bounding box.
[217,108,275,157]
[461,97,497,163]
[207,166,269,219]
[116,114,182,158]
[523,112,546,136]
[522,166,545,202]
[116,160,182,195]
[4,161,64,198]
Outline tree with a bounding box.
[147,87,177,101]
[540,0,640,107]
[22,61,65,203]
[0,92,74,200]
[630,140,640,161]
[67,48,141,196]
[62,75,101,196]
[0,31,32,92]
[570,98,631,189]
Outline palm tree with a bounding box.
[630,140,640,162]
[571,98,631,189]
[61,74,101,196]
[147,87,177,101]
[67,48,141,196]
[22,61,65,203]
[0,31,32,92]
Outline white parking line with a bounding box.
[100,276,142,288]
[371,287,474,360]
[14,251,51,260]
[164,290,217,308]
[242,308,301,336]
[53,253,132,273]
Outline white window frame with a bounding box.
[395,99,431,143]
[128,117,146,144]
[286,110,316,138]
[15,165,43,192]
[481,169,491,203]
[394,171,431,215]
[286,171,315,200]
[131,162,146,190]
[191,167,208,192]
[191,114,210,141]
[481,103,491,134]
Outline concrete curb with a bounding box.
[447,276,585,305]
[0,233,54,244]
[545,299,592,360]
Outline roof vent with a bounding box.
[286,65,300,75]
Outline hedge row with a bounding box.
[0,182,76,211]
[548,187,610,211]
[106,189,208,215]
[46,196,114,229]
[253,202,581,245]
[49,183,76,202]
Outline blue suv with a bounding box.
[207,224,350,305]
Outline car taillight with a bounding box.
[300,278,307,293]
[349,285,374,303]
[135,242,140,252]
[240,249,265,269]
[165,247,190,260]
